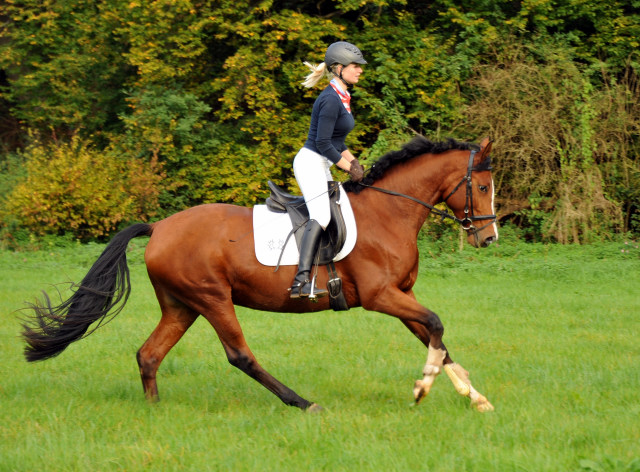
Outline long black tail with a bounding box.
[22,223,153,362]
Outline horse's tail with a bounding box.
[22,223,153,362]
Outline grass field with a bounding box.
[1,234,639,471]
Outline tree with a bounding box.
[1,0,638,240]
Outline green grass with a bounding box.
[1,236,639,471]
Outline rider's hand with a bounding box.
[348,159,364,182]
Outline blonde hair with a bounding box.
[301,61,332,88]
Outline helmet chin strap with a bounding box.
[331,65,352,89]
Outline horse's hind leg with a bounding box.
[137,292,198,402]
[200,298,317,411]
[402,319,494,412]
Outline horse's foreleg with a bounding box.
[137,295,198,402]
[201,299,318,411]
[365,289,451,404]
[402,319,493,411]
[401,319,448,404]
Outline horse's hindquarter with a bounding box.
[146,203,251,259]
[145,204,331,314]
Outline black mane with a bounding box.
[343,136,480,194]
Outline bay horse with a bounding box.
[22,136,498,412]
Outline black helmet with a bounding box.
[324,41,367,68]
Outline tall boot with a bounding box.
[289,220,329,299]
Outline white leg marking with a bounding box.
[444,363,494,412]
[444,363,470,396]
[413,345,446,402]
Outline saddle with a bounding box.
[266,180,347,266]
[265,180,349,311]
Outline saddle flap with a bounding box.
[263,181,347,265]
[253,187,357,267]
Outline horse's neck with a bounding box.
[356,153,455,234]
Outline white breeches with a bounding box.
[293,147,334,230]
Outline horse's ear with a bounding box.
[479,137,493,160]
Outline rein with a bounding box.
[357,150,497,235]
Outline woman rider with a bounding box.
[289,41,366,299]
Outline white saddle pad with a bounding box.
[253,185,357,266]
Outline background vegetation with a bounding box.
[1,236,639,471]
[1,0,639,244]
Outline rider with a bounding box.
[289,41,366,299]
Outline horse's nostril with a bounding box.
[483,236,496,247]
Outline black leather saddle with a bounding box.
[266,180,347,265]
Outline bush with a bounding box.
[461,40,629,242]
[0,135,163,241]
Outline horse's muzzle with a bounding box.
[480,235,497,247]
[467,229,498,248]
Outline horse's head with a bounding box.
[442,138,498,248]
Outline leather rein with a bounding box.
[357,150,497,235]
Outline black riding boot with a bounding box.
[289,220,329,299]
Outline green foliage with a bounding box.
[0,0,639,239]
[115,86,220,214]
[0,0,129,136]
[0,152,26,200]
[108,0,210,89]
[355,11,468,148]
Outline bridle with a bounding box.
[442,150,497,234]
[357,149,497,236]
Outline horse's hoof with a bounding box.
[471,397,494,412]
[413,380,427,404]
[306,403,324,413]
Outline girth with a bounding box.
[266,180,347,265]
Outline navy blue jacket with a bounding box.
[303,85,355,164]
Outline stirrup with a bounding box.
[289,275,328,300]
[307,274,328,300]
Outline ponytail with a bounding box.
[302,61,331,88]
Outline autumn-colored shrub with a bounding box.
[461,41,634,242]
[1,135,163,240]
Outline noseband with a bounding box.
[358,150,497,236]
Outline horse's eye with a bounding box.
[478,185,489,193]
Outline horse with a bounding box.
[22,136,498,412]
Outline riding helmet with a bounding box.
[324,41,367,68]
